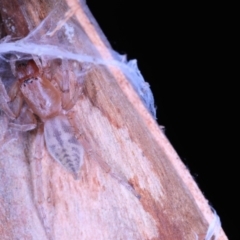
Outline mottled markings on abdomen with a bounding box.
[44,115,84,176]
[52,128,64,147]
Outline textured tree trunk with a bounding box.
[0,0,227,239]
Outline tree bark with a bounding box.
[0,0,227,239]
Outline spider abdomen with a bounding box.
[44,115,84,178]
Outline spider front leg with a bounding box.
[52,59,85,111]
[10,54,44,76]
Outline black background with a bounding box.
[87,1,236,239]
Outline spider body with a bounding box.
[0,58,84,178]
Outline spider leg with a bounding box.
[8,80,21,101]
[9,105,37,131]
[62,81,83,111]
[62,60,85,111]
[30,124,53,240]
[0,112,16,152]
[48,59,85,111]
[32,55,44,74]
[0,78,16,119]
[89,144,141,199]
[10,55,17,77]
[9,90,24,118]
[58,59,71,109]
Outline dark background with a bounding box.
[87,1,236,239]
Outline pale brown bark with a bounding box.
[0,0,227,239]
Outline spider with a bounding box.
[0,55,85,179]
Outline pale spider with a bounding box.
[0,54,140,201]
[0,55,84,179]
